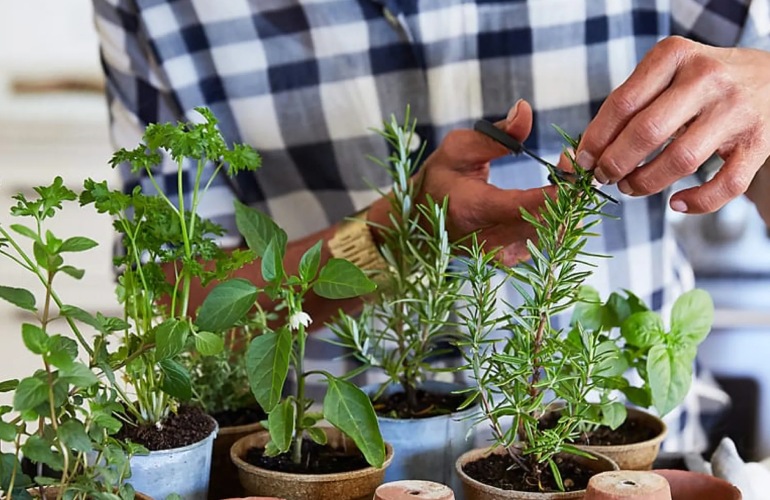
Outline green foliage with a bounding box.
[236,198,383,467]
[79,107,262,426]
[457,133,612,490]
[330,110,463,416]
[572,287,714,417]
[0,179,141,499]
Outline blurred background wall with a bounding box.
[0,0,120,409]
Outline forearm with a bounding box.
[746,157,770,226]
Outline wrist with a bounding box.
[328,206,389,278]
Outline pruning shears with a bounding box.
[473,119,619,204]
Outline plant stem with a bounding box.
[292,322,307,465]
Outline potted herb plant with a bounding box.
[330,111,476,492]
[454,131,619,498]
[557,284,714,470]
[78,107,265,500]
[229,200,393,500]
[0,178,147,500]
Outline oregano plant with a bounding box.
[0,178,141,500]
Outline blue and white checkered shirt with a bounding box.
[93,0,770,452]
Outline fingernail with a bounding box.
[576,150,595,170]
[506,99,523,126]
[593,169,609,185]
[671,199,688,213]
[618,180,632,195]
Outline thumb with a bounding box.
[437,100,534,167]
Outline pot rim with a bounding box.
[230,428,394,483]
[215,419,264,436]
[575,407,668,453]
[455,446,619,498]
[361,380,481,422]
[133,415,219,457]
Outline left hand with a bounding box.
[575,36,770,214]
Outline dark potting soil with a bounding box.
[539,412,658,446]
[246,438,369,474]
[373,389,466,419]
[211,405,266,428]
[118,405,216,451]
[463,453,592,492]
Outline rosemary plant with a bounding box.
[458,131,614,491]
[330,110,464,416]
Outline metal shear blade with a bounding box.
[473,119,618,204]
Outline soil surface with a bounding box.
[539,412,658,446]
[246,438,369,474]
[211,405,266,428]
[118,405,216,451]
[463,453,592,492]
[373,389,466,419]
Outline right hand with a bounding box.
[395,99,556,266]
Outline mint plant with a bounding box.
[237,200,386,467]
[458,131,614,491]
[330,110,464,416]
[79,107,262,428]
[0,178,141,500]
[571,286,714,418]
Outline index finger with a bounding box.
[576,36,689,171]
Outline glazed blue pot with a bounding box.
[363,381,478,498]
[127,421,218,500]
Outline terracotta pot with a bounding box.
[585,470,672,499]
[230,428,394,500]
[28,487,152,499]
[208,419,264,500]
[654,469,742,500]
[374,480,455,500]
[577,408,667,471]
[455,447,619,500]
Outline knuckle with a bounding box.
[655,36,694,59]
[631,117,668,150]
[721,173,751,198]
[666,142,702,175]
[607,89,638,117]
[694,56,732,88]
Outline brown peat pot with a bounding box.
[208,420,264,500]
[576,408,667,471]
[230,427,393,500]
[455,447,619,500]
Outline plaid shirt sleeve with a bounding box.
[672,0,770,49]
[93,0,243,247]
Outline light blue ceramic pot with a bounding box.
[363,381,478,498]
[127,422,218,500]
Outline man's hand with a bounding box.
[370,100,556,266]
[575,36,770,215]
